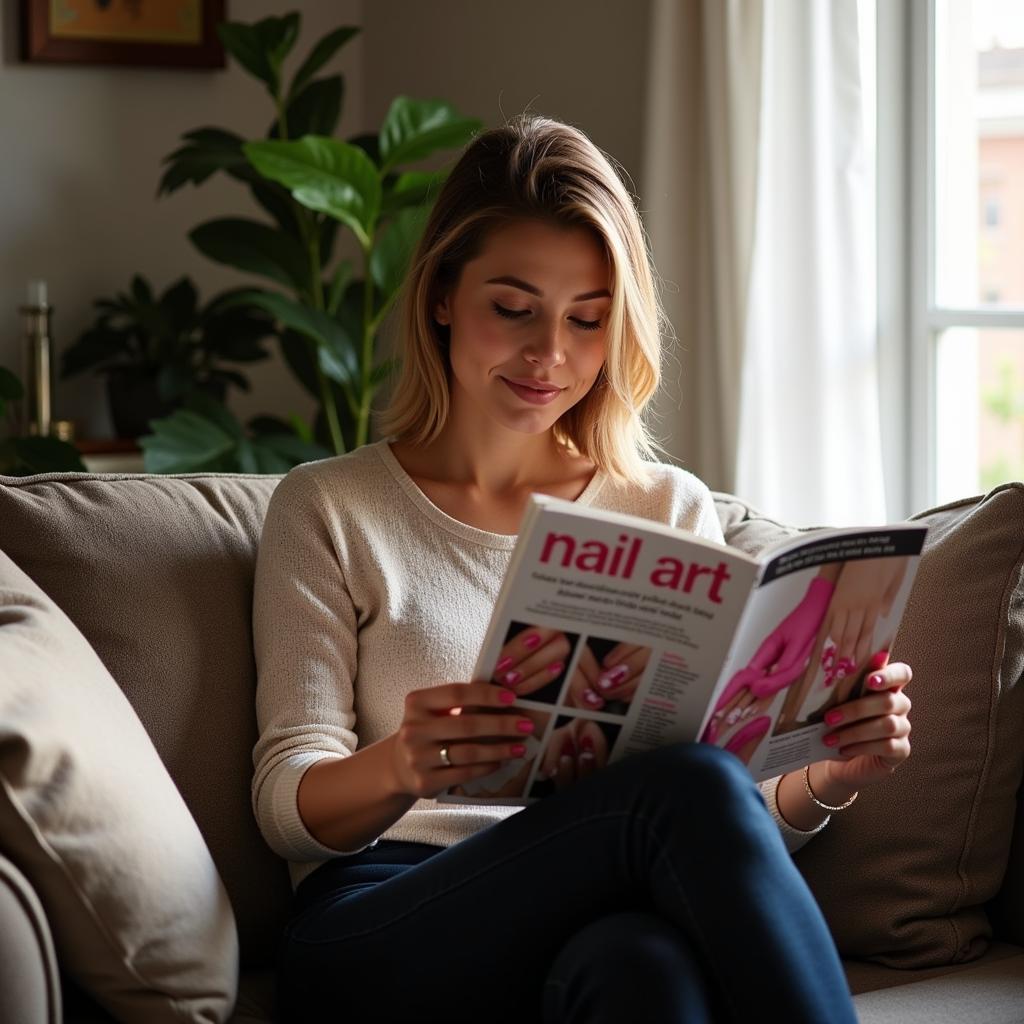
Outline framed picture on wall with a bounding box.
[20,0,226,69]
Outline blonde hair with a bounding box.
[378,113,666,487]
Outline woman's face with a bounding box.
[434,218,611,436]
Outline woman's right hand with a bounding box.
[388,681,534,799]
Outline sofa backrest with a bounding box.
[0,470,291,969]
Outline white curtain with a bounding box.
[644,0,763,497]
[644,0,886,526]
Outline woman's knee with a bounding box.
[543,911,712,1023]
[616,741,760,809]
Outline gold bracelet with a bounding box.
[802,764,858,812]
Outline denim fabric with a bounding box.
[276,742,856,1023]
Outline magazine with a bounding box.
[436,494,928,805]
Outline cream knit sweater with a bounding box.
[252,440,826,890]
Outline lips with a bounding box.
[503,376,562,392]
[500,376,565,405]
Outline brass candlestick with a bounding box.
[18,280,55,439]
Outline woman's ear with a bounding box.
[433,293,451,326]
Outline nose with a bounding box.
[523,319,567,369]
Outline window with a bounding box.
[913,0,1024,506]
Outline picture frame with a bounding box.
[20,0,226,69]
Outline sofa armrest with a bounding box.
[0,851,62,1024]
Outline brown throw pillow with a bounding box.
[0,548,239,1022]
[715,483,1024,968]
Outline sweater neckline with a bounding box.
[374,438,607,549]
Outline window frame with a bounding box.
[893,0,1024,516]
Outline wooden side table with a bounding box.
[75,438,145,473]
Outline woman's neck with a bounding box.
[393,418,583,496]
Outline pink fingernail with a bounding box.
[824,710,843,725]
[823,733,839,747]
[522,633,541,650]
[547,661,564,675]
[598,665,629,690]
[868,674,884,689]
[869,650,890,670]
[499,688,516,704]
[495,656,514,674]
[517,719,535,734]
[583,688,603,707]
[503,671,521,686]
[511,743,526,756]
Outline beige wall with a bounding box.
[0,0,653,441]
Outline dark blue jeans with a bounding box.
[276,742,856,1023]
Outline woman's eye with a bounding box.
[492,302,528,320]
[492,302,602,331]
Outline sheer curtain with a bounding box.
[643,0,886,525]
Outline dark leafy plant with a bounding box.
[0,366,87,476]
[60,273,276,411]
[146,10,482,472]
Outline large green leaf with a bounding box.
[159,277,199,335]
[217,14,299,96]
[288,25,359,103]
[348,132,381,165]
[261,13,301,78]
[277,77,343,139]
[139,408,236,473]
[243,137,381,247]
[59,326,130,378]
[217,22,276,93]
[218,289,358,404]
[158,128,250,196]
[12,436,87,473]
[378,98,481,173]
[250,432,331,472]
[381,169,447,217]
[0,366,23,400]
[190,218,310,290]
[370,206,430,308]
[278,329,320,399]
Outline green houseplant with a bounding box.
[59,273,277,438]
[0,366,87,476]
[146,11,482,473]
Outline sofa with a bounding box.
[0,467,1022,1024]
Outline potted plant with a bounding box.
[144,10,482,473]
[59,273,277,439]
[0,366,87,475]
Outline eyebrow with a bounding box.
[484,275,610,302]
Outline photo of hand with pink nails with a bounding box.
[491,622,578,704]
[565,636,651,715]
[701,569,836,745]
[528,714,621,798]
[816,557,909,674]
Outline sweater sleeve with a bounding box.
[756,775,829,853]
[251,465,378,861]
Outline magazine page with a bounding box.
[436,496,760,806]
[697,525,928,781]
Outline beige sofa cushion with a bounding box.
[0,471,293,968]
[0,547,238,1022]
[715,483,1024,968]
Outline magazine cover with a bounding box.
[437,496,927,805]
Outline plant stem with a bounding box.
[357,246,375,448]
[298,208,344,455]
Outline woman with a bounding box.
[252,113,912,1023]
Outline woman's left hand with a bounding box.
[815,659,913,791]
